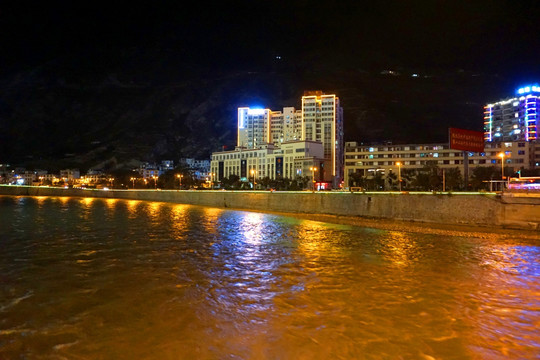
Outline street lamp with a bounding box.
[109,177,114,188]
[498,152,505,179]
[498,152,505,190]
[176,174,183,190]
[396,162,402,191]
[130,177,136,189]
[153,175,158,189]
[310,166,318,192]
[250,169,256,189]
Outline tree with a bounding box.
[411,162,441,191]
[387,171,398,190]
[110,169,140,189]
[444,167,462,191]
[412,172,430,191]
[157,170,178,189]
[260,176,272,190]
[221,174,241,189]
[470,166,497,190]
[349,172,363,188]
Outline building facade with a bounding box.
[218,91,343,185]
[211,141,325,185]
[484,85,539,142]
[301,91,344,181]
[344,141,535,187]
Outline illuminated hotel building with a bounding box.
[484,85,540,142]
[214,91,344,185]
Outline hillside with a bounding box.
[0,49,511,171]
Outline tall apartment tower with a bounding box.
[235,91,344,184]
[301,91,344,180]
[484,85,539,142]
[237,108,272,148]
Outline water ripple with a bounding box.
[0,196,538,359]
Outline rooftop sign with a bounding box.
[449,128,484,153]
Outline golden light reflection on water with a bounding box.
[383,231,419,267]
[105,198,118,209]
[169,204,189,237]
[58,196,70,204]
[202,207,223,234]
[144,201,163,223]
[1,196,539,359]
[296,220,332,254]
[34,196,47,205]
[170,204,188,220]
[126,200,141,219]
[463,244,540,358]
[81,197,95,207]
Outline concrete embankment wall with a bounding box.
[1,186,539,230]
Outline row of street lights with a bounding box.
[394,152,509,191]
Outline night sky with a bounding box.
[1,1,540,164]
[3,1,539,78]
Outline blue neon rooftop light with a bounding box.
[517,84,540,94]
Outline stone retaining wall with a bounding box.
[1,186,539,230]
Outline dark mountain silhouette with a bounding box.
[0,48,512,171]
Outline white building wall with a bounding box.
[344,141,535,186]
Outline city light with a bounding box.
[396,162,402,191]
[176,174,183,189]
[498,153,505,181]
[517,85,540,94]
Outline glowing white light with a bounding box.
[247,108,267,116]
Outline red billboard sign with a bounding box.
[449,128,484,152]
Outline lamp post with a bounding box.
[109,177,114,188]
[498,152,505,190]
[250,169,256,189]
[396,162,402,191]
[176,174,183,190]
[310,166,318,192]
[498,153,505,179]
[153,175,157,189]
[130,177,136,189]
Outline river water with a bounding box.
[0,195,539,359]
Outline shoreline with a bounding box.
[218,205,540,240]
[2,192,538,240]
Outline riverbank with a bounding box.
[1,185,539,231]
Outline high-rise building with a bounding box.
[222,91,344,185]
[301,91,344,180]
[484,85,540,142]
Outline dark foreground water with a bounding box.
[0,196,539,359]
